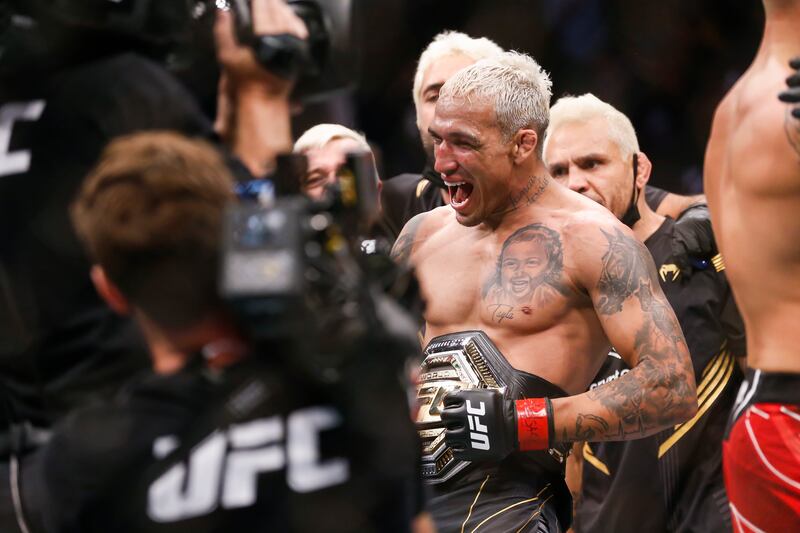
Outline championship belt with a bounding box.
[416,331,512,483]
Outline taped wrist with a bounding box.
[514,397,554,451]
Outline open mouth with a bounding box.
[511,278,529,294]
[446,181,474,209]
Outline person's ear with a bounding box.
[513,129,538,164]
[635,151,653,189]
[91,265,131,316]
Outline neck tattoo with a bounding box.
[509,176,548,210]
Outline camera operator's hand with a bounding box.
[214,0,308,96]
[215,0,307,176]
[778,56,800,119]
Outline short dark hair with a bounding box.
[71,131,235,330]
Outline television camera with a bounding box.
[221,151,420,381]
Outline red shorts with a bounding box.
[724,401,800,531]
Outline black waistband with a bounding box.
[742,368,800,405]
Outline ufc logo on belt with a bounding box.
[467,400,490,450]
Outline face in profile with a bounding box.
[501,238,548,302]
[430,96,517,227]
[302,137,365,200]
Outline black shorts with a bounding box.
[426,462,565,533]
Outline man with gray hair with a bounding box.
[381,31,712,278]
[292,123,388,254]
[394,52,697,531]
[293,123,375,200]
[544,93,745,533]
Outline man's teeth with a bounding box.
[448,181,472,208]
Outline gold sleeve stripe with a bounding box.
[415,179,430,198]
[694,351,734,411]
[675,349,731,433]
[582,442,611,476]
[695,348,729,399]
[701,340,727,379]
[658,351,735,458]
[711,253,725,272]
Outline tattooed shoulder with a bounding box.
[390,212,429,265]
[482,223,572,308]
[595,226,659,315]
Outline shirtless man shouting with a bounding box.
[704,0,800,529]
[393,51,697,532]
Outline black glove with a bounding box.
[441,389,552,462]
[672,203,717,276]
[778,56,800,119]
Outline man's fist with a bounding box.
[214,0,308,93]
[441,389,552,462]
[672,203,717,276]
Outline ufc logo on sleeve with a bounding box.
[467,400,490,450]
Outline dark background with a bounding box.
[170,0,764,194]
[324,0,763,194]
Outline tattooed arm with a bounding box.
[390,212,430,266]
[553,220,697,443]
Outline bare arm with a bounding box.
[553,222,697,443]
[214,0,307,176]
[655,192,706,219]
[390,212,430,266]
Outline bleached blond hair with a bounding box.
[412,31,503,109]
[544,93,640,162]
[293,123,371,154]
[439,51,553,144]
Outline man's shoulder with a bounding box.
[411,205,453,238]
[44,369,208,466]
[38,402,147,512]
[712,61,799,190]
[50,403,140,457]
[51,52,210,136]
[558,195,625,245]
[551,198,640,287]
[54,53,179,100]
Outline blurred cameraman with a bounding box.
[8,1,425,530]
[0,3,219,528]
[0,0,306,528]
[0,0,212,435]
[21,128,420,533]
